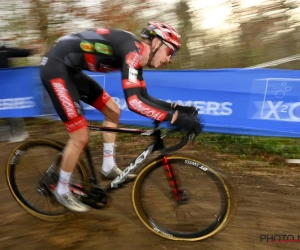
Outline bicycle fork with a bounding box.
[162,156,188,205]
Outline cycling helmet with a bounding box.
[141,21,181,50]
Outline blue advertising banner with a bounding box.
[0,67,44,117]
[1,67,300,137]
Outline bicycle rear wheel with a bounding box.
[5,139,89,222]
[132,156,233,241]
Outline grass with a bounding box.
[196,133,300,161]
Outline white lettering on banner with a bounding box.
[192,101,232,115]
[51,82,77,119]
[167,100,232,116]
[263,101,282,120]
[0,97,35,110]
[260,101,300,121]
[250,78,300,122]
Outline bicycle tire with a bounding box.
[5,138,89,222]
[132,155,233,241]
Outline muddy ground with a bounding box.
[0,121,300,250]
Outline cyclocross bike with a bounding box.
[5,121,234,241]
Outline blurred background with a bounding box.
[1,0,300,160]
[1,0,300,69]
[1,3,300,249]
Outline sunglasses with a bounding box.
[162,40,177,57]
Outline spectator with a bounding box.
[0,40,37,143]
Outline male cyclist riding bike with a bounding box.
[40,21,202,213]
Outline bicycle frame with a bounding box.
[85,123,166,190]
[82,121,190,193]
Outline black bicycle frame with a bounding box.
[84,123,189,191]
[85,124,164,188]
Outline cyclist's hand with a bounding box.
[172,103,198,119]
[171,113,202,135]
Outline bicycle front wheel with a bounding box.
[132,156,233,241]
[5,139,89,222]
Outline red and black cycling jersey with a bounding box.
[45,28,173,121]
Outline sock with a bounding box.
[102,143,116,172]
[56,169,72,195]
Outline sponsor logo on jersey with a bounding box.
[50,79,78,120]
[64,116,86,132]
[80,41,95,52]
[125,51,141,68]
[128,95,166,121]
[95,43,113,55]
[128,68,138,83]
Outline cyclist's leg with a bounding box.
[73,72,119,169]
[74,72,135,179]
[74,72,120,143]
[40,60,90,212]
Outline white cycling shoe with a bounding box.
[53,190,90,213]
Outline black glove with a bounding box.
[171,103,198,119]
[171,114,202,135]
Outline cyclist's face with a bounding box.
[150,39,175,68]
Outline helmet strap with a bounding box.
[147,39,164,66]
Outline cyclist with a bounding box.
[40,21,202,213]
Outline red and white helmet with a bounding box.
[141,21,181,50]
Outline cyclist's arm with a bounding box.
[121,50,173,122]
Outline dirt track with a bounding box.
[1,125,300,250]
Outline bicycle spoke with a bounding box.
[14,164,44,179]
[6,139,89,221]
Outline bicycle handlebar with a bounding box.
[152,121,197,154]
[161,134,190,154]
